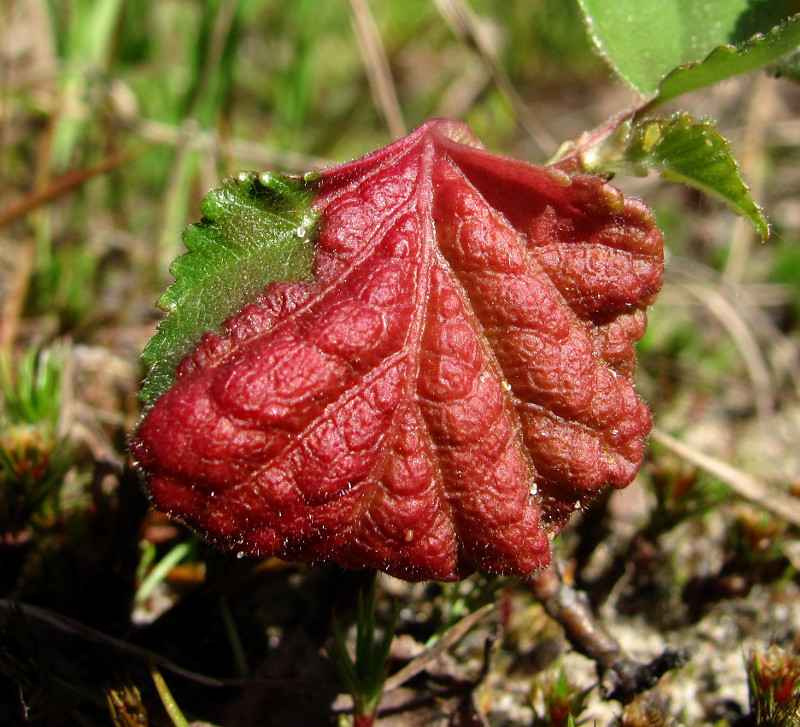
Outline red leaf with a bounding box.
[131,120,663,582]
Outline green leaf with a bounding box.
[656,14,800,104]
[593,113,769,240]
[577,0,800,97]
[140,172,319,407]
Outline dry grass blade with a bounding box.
[382,603,496,693]
[434,0,556,156]
[727,281,800,397]
[136,119,331,172]
[723,77,773,284]
[0,237,35,354]
[347,0,406,138]
[680,280,775,425]
[332,604,498,711]
[665,259,800,397]
[651,428,800,528]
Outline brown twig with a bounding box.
[527,564,689,702]
[0,149,140,231]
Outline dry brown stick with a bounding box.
[527,566,621,672]
[0,149,139,230]
[527,564,689,702]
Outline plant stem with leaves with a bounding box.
[329,580,398,727]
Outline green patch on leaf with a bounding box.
[590,113,769,240]
[577,0,799,97]
[656,14,800,105]
[140,172,319,407]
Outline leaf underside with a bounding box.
[132,120,663,582]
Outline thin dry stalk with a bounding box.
[0,237,35,354]
[680,280,774,426]
[382,603,496,693]
[651,428,800,528]
[347,0,406,139]
[154,0,240,272]
[434,0,556,157]
[724,76,774,282]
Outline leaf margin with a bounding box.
[653,13,800,106]
[577,0,800,100]
[584,112,770,240]
[140,171,320,408]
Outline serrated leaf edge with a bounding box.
[139,171,320,408]
[625,114,769,240]
[653,13,800,106]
